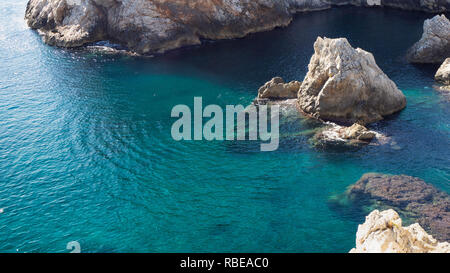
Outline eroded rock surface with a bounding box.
[350,209,450,253]
[25,0,330,54]
[25,0,108,47]
[346,173,450,241]
[312,122,377,146]
[257,77,301,100]
[25,1,450,55]
[407,14,450,64]
[435,58,450,90]
[298,37,406,124]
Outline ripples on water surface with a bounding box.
[0,1,449,252]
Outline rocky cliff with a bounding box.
[25,0,450,55]
[25,0,328,54]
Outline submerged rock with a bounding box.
[298,37,406,124]
[435,58,450,90]
[257,77,301,100]
[345,173,450,241]
[407,15,450,64]
[350,209,450,253]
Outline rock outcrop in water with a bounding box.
[350,209,450,253]
[435,58,450,90]
[257,77,301,100]
[345,173,450,242]
[25,1,450,54]
[407,14,450,63]
[311,122,376,146]
[298,37,406,124]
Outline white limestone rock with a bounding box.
[435,58,450,90]
[25,0,108,47]
[311,122,377,146]
[407,15,450,64]
[350,209,450,253]
[298,37,406,124]
[257,77,301,100]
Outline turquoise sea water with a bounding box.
[0,1,449,253]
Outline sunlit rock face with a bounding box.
[257,77,301,100]
[25,1,450,54]
[25,0,329,54]
[435,58,450,90]
[25,0,109,47]
[311,123,376,147]
[407,14,450,64]
[298,37,406,124]
[350,209,450,253]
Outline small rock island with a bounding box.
[298,37,406,124]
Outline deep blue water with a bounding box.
[0,1,449,253]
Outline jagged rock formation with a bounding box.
[298,37,406,124]
[407,14,450,63]
[25,0,329,54]
[25,0,108,48]
[342,123,375,141]
[350,209,450,253]
[257,77,301,100]
[25,1,450,54]
[312,122,376,146]
[346,173,450,241]
[435,58,450,90]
